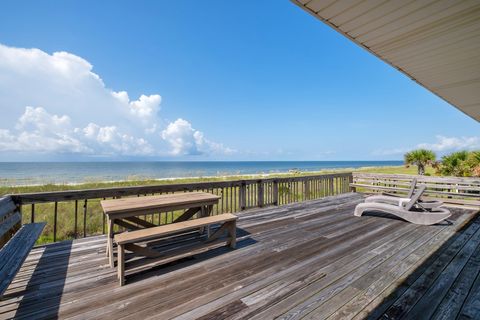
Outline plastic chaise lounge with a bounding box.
[354,185,451,225]
[364,178,443,210]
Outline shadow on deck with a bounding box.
[1,193,479,319]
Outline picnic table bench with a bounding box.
[115,213,237,285]
[101,192,237,285]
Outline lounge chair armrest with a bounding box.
[398,198,410,207]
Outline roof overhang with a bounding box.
[292,0,480,122]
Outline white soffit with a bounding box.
[292,0,480,122]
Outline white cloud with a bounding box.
[373,135,480,156]
[161,119,200,155]
[0,43,231,158]
[111,91,161,122]
[81,122,153,155]
[129,94,161,119]
[417,135,480,152]
[16,106,71,133]
[162,118,235,156]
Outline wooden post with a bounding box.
[240,182,246,210]
[349,173,356,192]
[273,180,279,206]
[31,203,35,223]
[258,181,264,207]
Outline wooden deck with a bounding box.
[1,193,479,319]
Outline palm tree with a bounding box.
[404,149,436,175]
[439,151,469,176]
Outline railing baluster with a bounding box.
[102,197,106,234]
[83,199,88,238]
[234,186,237,211]
[273,180,279,205]
[221,188,225,214]
[74,200,78,239]
[31,203,35,223]
[228,186,231,212]
[225,187,228,213]
[240,182,246,210]
[53,202,58,242]
[287,181,293,203]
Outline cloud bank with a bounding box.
[0,43,232,158]
[374,135,480,156]
[417,136,480,152]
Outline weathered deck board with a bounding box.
[0,193,478,320]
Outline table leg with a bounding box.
[118,244,125,286]
[199,206,206,234]
[206,204,213,237]
[199,204,214,236]
[108,217,115,268]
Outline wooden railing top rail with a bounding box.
[351,183,480,198]
[353,172,480,185]
[10,172,353,205]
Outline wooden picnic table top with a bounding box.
[100,192,221,216]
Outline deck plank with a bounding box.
[431,237,480,319]
[353,212,474,320]
[0,193,478,320]
[404,222,480,319]
[381,215,480,319]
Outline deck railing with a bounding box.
[351,172,480,208]
[1,172,353,244]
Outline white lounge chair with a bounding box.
[365,178,443,210]
[355,185,451,225]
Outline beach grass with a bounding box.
[0,165,430,195]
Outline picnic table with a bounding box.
[100,192,221,267]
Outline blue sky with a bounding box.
[0,0,478,161]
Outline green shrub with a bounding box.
[437,150,480,177]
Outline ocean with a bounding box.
[0,161,403,186]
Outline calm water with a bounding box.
[0,161,402,186]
